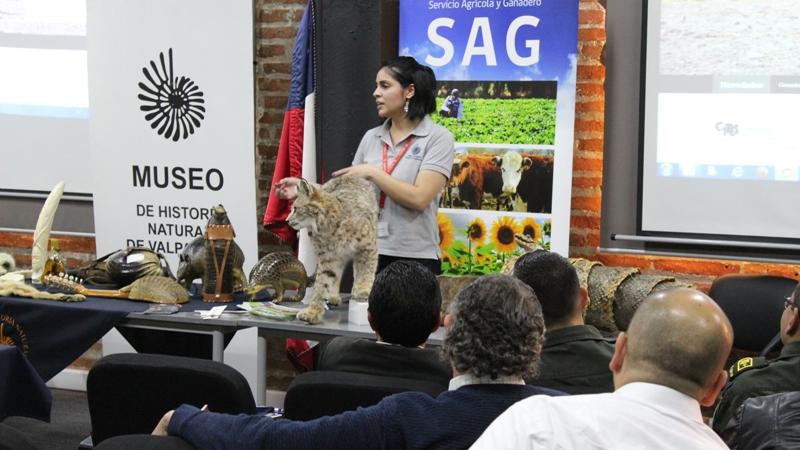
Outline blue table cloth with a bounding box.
[0,344,52,421]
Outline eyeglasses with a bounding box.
[785,296,797,310]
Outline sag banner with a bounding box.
[400,0,578,274]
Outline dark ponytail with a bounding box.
[381,56,437,120]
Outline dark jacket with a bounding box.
[316,336,452,389]
[168,384,564,450]
[526,324,616,394]
[720,391,800,450]
[712,341,800,434]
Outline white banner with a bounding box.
[87,0,257,274]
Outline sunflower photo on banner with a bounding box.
[400,0,579,273]
[438,211,550,275]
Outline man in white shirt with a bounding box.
[471,287,733,450]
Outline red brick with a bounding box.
[572,156,604,172]
[257,44,287,58]
[569,232,600,248]
[262,62,292,75]
[264,95,287,108]
[572,176,603,189]
[579,9,606,26]
[574,119,604,133]
[741,263,800,278]
[575,100,605,113]
[578,28,607,42]
[570,215,601,230]
[596,253,655,271]
[652,258,741,277]
[571,195,602,212]
[260,26,297,40]
[577,64,606,82]
[576,83,605,98]
[50,235,96,253]
[259,9,288,23]
[0,232,33,248]
[258,144,279,159]
[262,79,291,92]
[576,138,604,153]
[580,42,604,61]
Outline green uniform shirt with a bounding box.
[712,341,800,433]
[526,324,616,394]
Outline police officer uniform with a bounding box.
[712,341,800,433]
[526,324,617,394]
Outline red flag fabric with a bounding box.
[262,1,315,247]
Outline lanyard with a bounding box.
[379,136,415,209]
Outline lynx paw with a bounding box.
[297,304,324,324]
[327,295,341,307]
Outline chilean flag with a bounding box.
[262,0,316,248]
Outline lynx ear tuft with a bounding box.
[298,178,313,196]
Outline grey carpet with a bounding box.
[2,389,91,450]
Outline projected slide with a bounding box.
[0,0,87,118]
[640,0,800,240]
[653,0,800,183]
[0,0,91,193]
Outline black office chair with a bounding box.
[0,422,41,450]
[93,434,196,450]
[87,353,256,446]
[708,274,797,355]
[283,370,447,421]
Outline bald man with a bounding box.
[470,288,733,450]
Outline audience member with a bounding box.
[719,390,800,449]
[513,250,616,394]
[315,261,451,387]
[711,281,800,434]
[145,275,561,450]
[471,287,733,450]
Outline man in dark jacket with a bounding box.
[719,391,800,449]
[315,261,451,388]
[513,250,616,394]
[712,281,800,433]
[148,275,562,450]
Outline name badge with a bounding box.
[377,220,389,238]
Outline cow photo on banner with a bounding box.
[400,0,579,274]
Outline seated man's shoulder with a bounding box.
[727,356,769,384]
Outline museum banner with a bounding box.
[400,0,578,273]
[86,0,257,274]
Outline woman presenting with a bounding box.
[276,56,454,274]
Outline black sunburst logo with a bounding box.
[138,48,205,141]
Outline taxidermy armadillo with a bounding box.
[247,252,308,303]
[176,205,246,292]
[120,276,190,304]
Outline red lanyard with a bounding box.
[379,136,415,209]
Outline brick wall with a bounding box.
[1,0,797,386]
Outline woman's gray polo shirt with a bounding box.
[352,116,454,259]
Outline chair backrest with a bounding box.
[87,353,256,445]
[283,370,446,421]
[709,274,797,352]
[0,423,41,450]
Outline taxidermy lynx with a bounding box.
[286,175,379,324]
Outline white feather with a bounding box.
[31,181,65,283]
